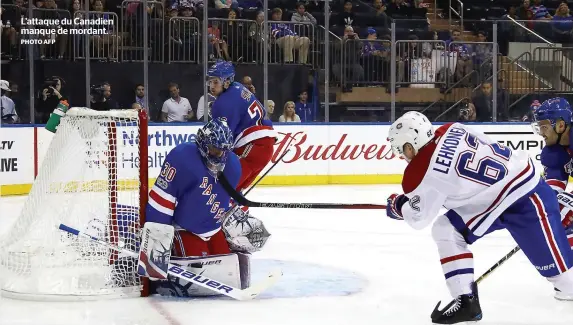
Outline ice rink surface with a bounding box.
[1,185,573,325]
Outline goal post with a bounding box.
[0,108,149,300]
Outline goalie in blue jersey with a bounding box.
[137,118,272,297]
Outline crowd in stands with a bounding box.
[1,0,573,123]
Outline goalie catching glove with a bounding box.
[138,222,174,280]
[222,207,271,253]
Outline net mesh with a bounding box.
[0,108,145,300]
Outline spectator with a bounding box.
[524,9,536,28]
[208,21,230,61]
[0,0,22,59]
[1,80,18,124]
[161,83,193,122]
[39,0,68,59]
[291,2,317,25]
[197,91,216,121]
[518,0,532,19]
[333,26,364,91]
[295,90,313,122]
[552,2,573,42]
[473,31,493,81]
[175,0,201,14]
[133,83,145,107]
[90,0,121,61]
[387,0,411,17]
[506,5,518,19]
[398,34,432,86]
[531,0,552,20]
[102,82,119,109]
[36,76,65,123]
[447,29,474,85]
[372,0,390,28]
[221,9,246,61]
[500,6,524,49]
[456,100,477,122]
[241,76,256,94]
[336,1,356,26]
[361,27,389,83]
[215,0,238,10]
[279,101,301,122]
[265,100,275,120]
[90,83,116,111]
[5,82,26,120]
[471,80,509,121]
[238,0,262,10]
[270,8,310,64]
[248,11,266,62]
[521,99,541,121]
[133,83,157,115]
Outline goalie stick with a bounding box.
[219,172,387,209]
[58,224,282,301]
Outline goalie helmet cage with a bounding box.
[0,108,149,301]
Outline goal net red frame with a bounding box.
[1,108,150,300]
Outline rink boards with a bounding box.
[0,122,545,195]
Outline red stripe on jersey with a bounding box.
[241,125,274,138]
[149,189,176,211]
[402,123,455,194]
[531,193,568,273]
[440,253,474,265]
[547,179,567,191]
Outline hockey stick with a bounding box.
[58,223,282,301]
[219,172,386,209]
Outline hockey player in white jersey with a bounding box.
[386,112,573,324]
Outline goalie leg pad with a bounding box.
[137,222,174,280]
[152,253,251,297]
[172,229,231,257]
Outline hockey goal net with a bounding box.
[0,108,148,300]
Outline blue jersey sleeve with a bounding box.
[146,144,197,225]
[211,93,242,136]
[541,145,571,192]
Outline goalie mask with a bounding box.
[222,208,271,253]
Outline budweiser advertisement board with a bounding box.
[2,123,547,195]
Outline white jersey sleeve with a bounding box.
[401,185,448,230]
[400,123,540,235]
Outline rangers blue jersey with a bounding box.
[541,127,573,192]
[211,82,276,148]
[146,142,241,238]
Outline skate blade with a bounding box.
[554,294,573,301]
[432,320,480,325]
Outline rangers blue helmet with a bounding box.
[207,60,235,82]
[531,97,572,135]
[196,117,234,177]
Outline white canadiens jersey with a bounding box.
[401,123,540,236]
